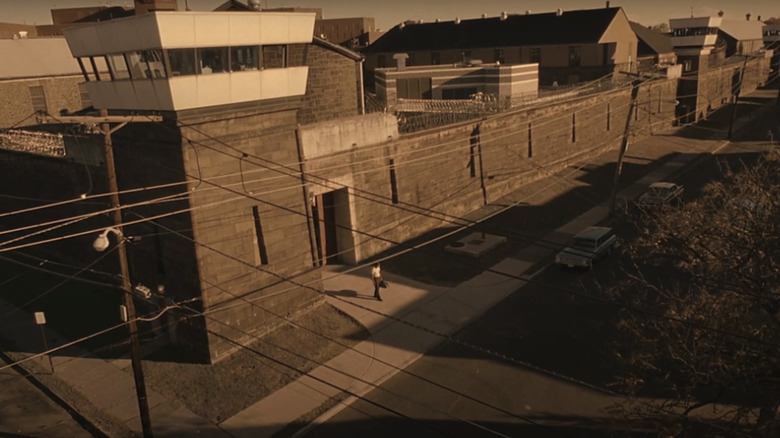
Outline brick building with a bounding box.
[0,38,90,128]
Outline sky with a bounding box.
[1,0,778,30]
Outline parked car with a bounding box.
[637,182,684,207]
[554,226,617,269]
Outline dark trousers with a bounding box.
[373,277,382,299]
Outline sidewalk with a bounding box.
[2,88,776,438]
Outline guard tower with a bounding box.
[63,11,323,363]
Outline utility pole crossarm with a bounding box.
[36,114,162,125]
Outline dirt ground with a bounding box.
[141,301,369,424]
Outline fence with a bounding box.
[0,129,66,158]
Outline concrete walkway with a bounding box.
[1,88,775,438]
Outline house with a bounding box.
[630,22,677,73]
[718,17,766,57]
[362,6,638,87]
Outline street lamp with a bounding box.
[93,227,154,437]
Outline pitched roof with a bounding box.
[212,0,255,12]
[630,22,673,55]
[719,19,764,41]
[0,38,81,79]
[364,7,622,54]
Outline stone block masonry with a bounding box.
[304,78,680,263]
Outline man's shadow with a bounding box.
[326,289,377,300]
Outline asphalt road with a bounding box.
[304,98,780,437]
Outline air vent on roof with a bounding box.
[482,13,487,19]
[399,22,405,29]
[500,11,508,20]
[455,17,461,24]
[525,10,531,15]
[556,8,563,16]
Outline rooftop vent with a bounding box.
[500,11,508,20]
[482,13,487,19]
[455,17,461,24]
[556,8,563,16]
[247,0,261,10]
[393,53,409,70]
[525,10,531,15]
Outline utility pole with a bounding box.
[610,79,642,214]
[99,109,154,438]
[728,55,749,139]
[36,110,161,437]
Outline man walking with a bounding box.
[371,262,383,301]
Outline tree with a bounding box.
[607,152,780,437]
[651,22,669,33]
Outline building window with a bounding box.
[125,51,147,79]
[142,49,166,78]
[197,47,228,74]
[252,206,269,265]
[107,53,130,80]
[529,47,541,63]
[230,46,260,71]
[168,48,196,76]
[78,83,91,108]
[389,158,399,204]
[682,59,693,72]
[263,45,287,69]
[568,46,581,67]
[28,86,47,112]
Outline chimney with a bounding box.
[606,1,610,8]
[500,11,507,20]
[746,12,751,21]
[455,17,461,24]
[482,13,487,19]
[525,10,531,15]
[393,53,409,70]
[556,8,563,16]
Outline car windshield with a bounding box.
[573,238,596,249]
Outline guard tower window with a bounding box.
[107,54,130,80]
[197,47,228,74]
[167,48,196,76]
[230,46,260,71]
